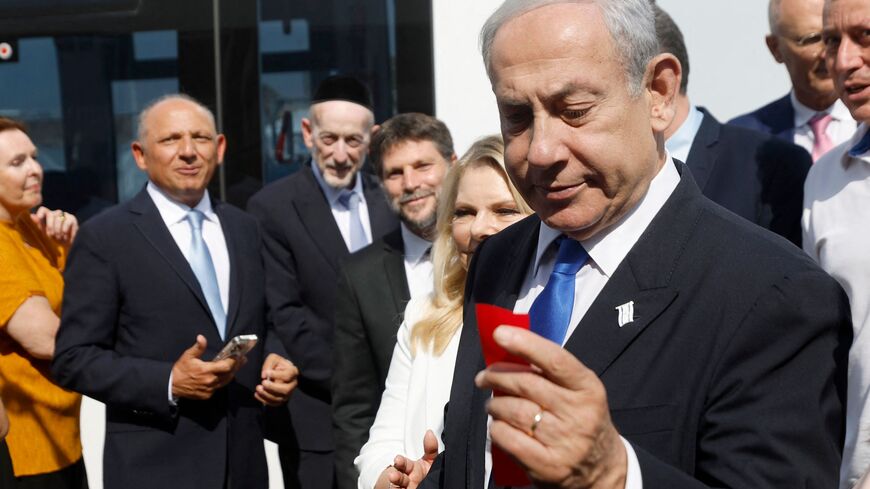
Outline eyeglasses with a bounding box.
[791,32,823,47]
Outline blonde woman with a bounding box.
[355,135,532,489]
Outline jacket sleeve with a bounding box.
[333,265,383,489]
[248,195,332,401]
[51,224,175,419]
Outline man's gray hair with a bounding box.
[136,93,217,142]
[768,0,782,33]
[479,0,659,96]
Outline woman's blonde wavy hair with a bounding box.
[409,135,532,356]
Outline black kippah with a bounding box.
[312,75,372,109]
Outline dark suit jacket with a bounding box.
[728,94,797,142]
[687,108,810,246]
[424,163,850,489]
[247,165,398,452]
[52,189,278,489]
[333,228,411,489]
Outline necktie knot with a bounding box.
[810,112,833,135]
[187,209,205,232]
[552,237,588,275]
[809,113,835,161]
[338,190,360,210]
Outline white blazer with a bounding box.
[354,295,462,489]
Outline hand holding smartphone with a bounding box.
[213,334,258,361]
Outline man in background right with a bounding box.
[804,0,870,487]
[730,0,856,162]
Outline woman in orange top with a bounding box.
[0,117,86,489]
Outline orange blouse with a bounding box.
[0,214,82,477]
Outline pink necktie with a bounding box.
[809,113,834,162]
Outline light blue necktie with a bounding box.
[338,190,367,252]
[529,236,589,344]
[186,210,226,339]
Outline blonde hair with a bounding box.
[410,135,532,355]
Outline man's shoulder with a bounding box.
[718,121,808,161]
[249,167,315,207]
[728,94,792,130]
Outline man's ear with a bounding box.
[301,117,314,150]
[131,141,147,171]
[647,53,681,134]
[766,34,784,63]
[215,134,227,166]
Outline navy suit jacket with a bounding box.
[728,94,797,142]
[52,189,279,489]
[247,165,398,452]
[686,108,810,246]
[422,163,850,489]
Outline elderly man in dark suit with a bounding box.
[729,0,855,161]
[52,94,298,489]
[331,112,454,489]
[654,5,811,246]
[383,1,851,489]
[247,75,398,489]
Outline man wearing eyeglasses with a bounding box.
[248,75,398,489]
[730,0,856,162]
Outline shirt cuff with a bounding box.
[168,372,178,407]
[622,436,643,489]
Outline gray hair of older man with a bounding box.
[479,0,659,96]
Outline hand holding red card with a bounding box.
[475,303,532,487]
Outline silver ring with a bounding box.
[530,410,544,435]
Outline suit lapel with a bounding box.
[215,202,242,336]
[129,189,214,327]
[293,167,349,272]
[381,229,411,313]
[564,165,701,377]
[685,107,722,192]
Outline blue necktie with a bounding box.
[848,128,870,157]
[186,210,226,339]
[339,190,367,252]
[529,237,589,344]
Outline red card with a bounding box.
[475,303,531,487]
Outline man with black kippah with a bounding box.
[248,75,398,489]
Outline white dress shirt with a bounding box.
[802,124,870,489]
[791,92,857,157]
[311,161,373,250]
[147,182,231,403]
[665,105,704,163]
[355,295,461,489]
[481,156,681,489]
[400,223,434,300]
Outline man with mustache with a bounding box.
[331,113,454,489]
[804,0,870,486]
[730,0,856,162]
[248,75,398,489]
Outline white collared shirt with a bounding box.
[665,105,704,163]
[311,161,373,250]
[400,223,434,300]
[481,156,681,489]
[145,182,230,312]
[791,92,856,158]
[802,124,870,489]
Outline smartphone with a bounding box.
[213,334,258,361]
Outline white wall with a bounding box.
[432,0,792,156]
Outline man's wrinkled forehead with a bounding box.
[310,101,375,133]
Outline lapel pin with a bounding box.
[615,301,635,327]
